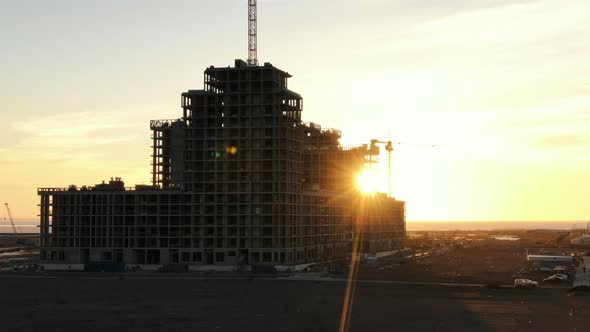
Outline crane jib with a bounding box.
[4,203,19,235]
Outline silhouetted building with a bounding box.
[38,60,405,270]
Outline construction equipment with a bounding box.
[4,203,26,245]
[369,139,439,198]
[370,139,394,197]
[247,0,258,66]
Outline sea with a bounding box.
[406,221,589,231]
[1,219,588,233]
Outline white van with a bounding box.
[514,279,539,289]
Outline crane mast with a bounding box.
[370,140,394,198]
[368,139,436,198]
[4,203,18,235]
[247,0,258,66]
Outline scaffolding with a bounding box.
[38,59,405,267]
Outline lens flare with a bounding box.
[356,169,379,194]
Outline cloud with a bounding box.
[365,0,590,103]
[397,0,588,50]
[13,111,133,138]
[0,126,27,149]
[536,135,588,148]
[338,0,590,165]
[1,108,153,165]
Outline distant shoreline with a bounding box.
[406,221,588,231]
[2,220,588,232]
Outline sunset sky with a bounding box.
[1,0,589,222]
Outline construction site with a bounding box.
[36,1,405,270]
[5,2,590,332]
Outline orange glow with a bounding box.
[356,169,379,194]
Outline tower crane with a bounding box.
[4,203,26,245]
[247,0,258,66]
[4,203,17,234]
[369,139,394,197]
[368,139,439,198]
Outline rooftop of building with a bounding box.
[204,59,292,78]
[38,178,167,194]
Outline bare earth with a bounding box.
[2,230,588,331]
[1,275,589,332]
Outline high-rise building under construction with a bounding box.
[38,59,405,270]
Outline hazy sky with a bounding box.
[1,0,589,222]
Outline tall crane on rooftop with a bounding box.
[247,0,258,66]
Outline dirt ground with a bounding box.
[0,234,39,246]
[361,243,528,284]
[360,230,583,285]
[1,275,589,332]
[1,230,582,285]
[1,230,588,331]
[0,234,39,270]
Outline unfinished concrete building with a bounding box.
[38,59,405,270]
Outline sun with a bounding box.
[356,169,379,194]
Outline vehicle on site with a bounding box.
[543,274,568,283]
[514,279,538,289]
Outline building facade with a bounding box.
[38,60,405,269]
